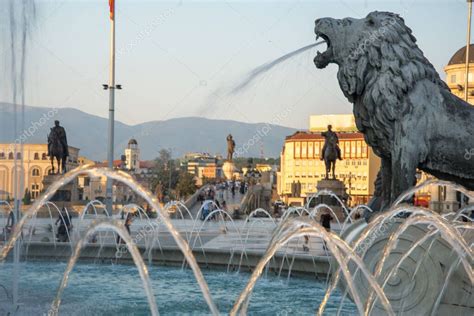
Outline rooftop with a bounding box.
[447,44,474,66]
[285,131,365,141]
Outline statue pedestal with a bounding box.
[222,161,237,180]
[312,179,348,221]
[339,219,474,315]
[42,174,79,204]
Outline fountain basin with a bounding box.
[0,261,356,315]
[339,219,474,315]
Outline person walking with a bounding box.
[55,207,72,242]
[117,212,133,244]
[320,210,333,251]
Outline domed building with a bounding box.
[444,44,474,104]
[427,45,474,212]
[125,138,140,170]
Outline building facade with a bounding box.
[0,144,79,200]
[77,140,157,203]
[181,152,220,185]
[278,115,381,206]
[429,44,474,212]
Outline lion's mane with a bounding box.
[337,12,449,158]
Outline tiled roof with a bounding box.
[285,131,364,141]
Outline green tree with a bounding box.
[176,172,197,199]
[22,189,31,205]
[232,157,280,170]
[151,149,180,198]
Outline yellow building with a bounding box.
[278,115,381,206]
[0,144,80,200]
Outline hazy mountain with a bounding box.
[0,103,298,160]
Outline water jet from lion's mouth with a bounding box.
[230,41,325,94]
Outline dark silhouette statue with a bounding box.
[320,125,342,179]
[48,120,69,174]
[227,134,235,161]
[314,11,474,214]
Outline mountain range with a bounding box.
[0,103,298,161]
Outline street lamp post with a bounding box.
[104,1,121,214]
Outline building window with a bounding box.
[0,152,4,159]
[34,153,39,160]
[451,74,456,83]
[42,153,47,160]
[314,142,321,158]
[31,183,40,199]
[32,168,40,177]
[16,153,21,160]
[8,152,13,160]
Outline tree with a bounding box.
[151,149,180,198]
[232,157,280,170]
[176,172,197,199]
[23,189,31,205]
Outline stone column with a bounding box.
[429,185,441,212]
[443,187,459,213]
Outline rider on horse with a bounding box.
[321,125,342,160]
[48,120,69,157]
[321,125,342,161]
[320,125,342,179]
[48,120,69,174]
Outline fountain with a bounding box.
[1,2,473,315]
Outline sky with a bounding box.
[3,0,472,129]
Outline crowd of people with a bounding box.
[197,181,247,220]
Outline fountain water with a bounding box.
[80,200,109,220]
[1,1,36,311]
[231,219,394,316]
[1,3,473,313]
[230,42,323,94]
[49,219,159,316]
[0,166,220,315]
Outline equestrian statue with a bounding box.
[47,120,69,174]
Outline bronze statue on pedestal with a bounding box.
[320,125,342,179]
[226,134,235,162]
[47,120,69,174]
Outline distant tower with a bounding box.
[125,139,139,170]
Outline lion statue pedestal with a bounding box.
[339,219,474,315]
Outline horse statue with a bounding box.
[47,120,69,174]
[320,125,341,179]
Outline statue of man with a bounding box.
[49,120,69,157]
[320,125,342,179]
[47,120,69,174]
[226,134,236,161]
[321,125,342,160]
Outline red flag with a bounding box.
[109,0,114,20]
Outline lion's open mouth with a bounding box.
[314,32,333,68]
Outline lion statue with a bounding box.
[314,11,474,212]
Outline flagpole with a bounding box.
[106,0,116,215]
[465,0,472,102]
